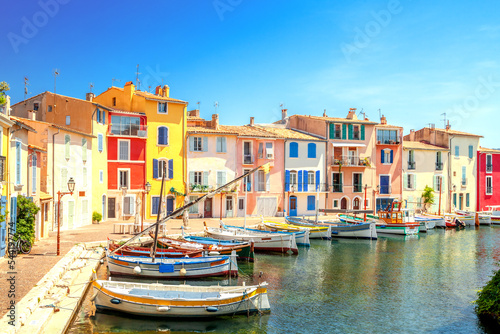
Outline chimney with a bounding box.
[281,108,288,121]
[409,129,415,141]
[155,85,163,96]
[28,109,36,120]
[250,117,254,126]
[188,109,200,117]
[346,108,358,120]
[163,85,169,98]
[124,81,135,99]
[212,114,219,130]
[323,109,327,117]
[86,92,95,102]
[380,114,387,125]
[446,120,451,130]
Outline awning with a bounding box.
[331,143,366,147]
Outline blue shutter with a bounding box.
[285,170,290,192]
[152,197,159,215]
[453,193,457,207]
[168,159,174,179]
[153,159,158,179]
[303,171,308,192]
[361,125,365,140]
[342,124,347,140]
[290,142,298,158]
[98,134,103,152]
[102,110,106,124]
[348,124,353,140]
[390,150,394,163]
[10,197,17,234]
[455,146,459,157]
[307,196,315,210]
[469,145,473,159]
[158,127,163,145]
[97,109,101,123]
[298,171,303,192]
[307,143,316,158]
[381,150,385,164]
[163,127,169,145]
[315,170,320,191]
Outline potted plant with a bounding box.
[92,211,102,224]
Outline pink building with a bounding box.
[375,115,403,211]
[289,109,378,212]
[477,147,500,211]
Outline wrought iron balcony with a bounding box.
[486,186,493,195]
[407,161,416,170]
[353,184,363,193]
[486,164,493,173]
[436,162,443,170]
[332,183,343,193]
[243,154,254,165]
[332,156,371,167]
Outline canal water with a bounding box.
[69,227,500,333]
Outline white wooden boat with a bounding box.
[484,205,500,225]
[263,220,331,240]
[205,226,299,254]
[92,280,270,317]
[447,212,475,226]
[376,203,420,235]
[456,210,492,225]
[286,216,377,239]
[107,253,238,278]
[415,214,443,228]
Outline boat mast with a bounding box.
[151,164,167,261]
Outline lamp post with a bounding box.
[364,184,368,221]
[57,177,75,256]
[142,181,151,231]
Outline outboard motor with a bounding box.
[456,218,466,228]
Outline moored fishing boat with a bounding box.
[205,225,299,254]
[445,213,475,226]
[455,210,492,225]
[221,223,309,247]
[484,205,500,225]
[263,220,331,240]
[376,202,420,235]
[92,280,270,317]
[286,216,377,239]
[108,241,204,258]
[415,214,444,228]
[157,236,255,262]
[107,253,238,278]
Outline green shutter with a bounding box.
[342,124,347,140]
[360,125,365,141]
[329,123,335,139]
[348,124,353,140]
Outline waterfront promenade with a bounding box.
[0,215,328,318]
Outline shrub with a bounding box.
[476,266,500,324]
[92,211,102,223]
[14,196,40,243]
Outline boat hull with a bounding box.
[107,254,238,279]
[92,280,270,318]
[376,223,420,235]
[262,222,328,241]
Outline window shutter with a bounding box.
[189,137,194,151]
[130,196,134,214]
[153,159,158,179]
[32,155,37,193]
[348,124,353,140]
[290,142,298,158]
[298,170,303,192]
[10,197,17,234]
[381,150,385,164]
[65,135,70,160]
[390,150,393,163]
[203,137,208,152]
[168,159,174,179]
[102,110,105,124]
[15,142,21,185]
[189,171,194,186]
[316,170,320,191]
[308,143,316,158]
[329,123,335,139]
[164,127,168,145]
[255,172,259,191]
[98,134,103,152]
[152,197,158,215]
[342,124,347,139]
[303,170,308,192]
[222,137,227,152]
[158,127,164,145]
[285,170,290,192]
[216,137,221,152]
[469,145,473,159]
[403,173,407,189]
[97,109,100,123]
[203,171,209,186]
[361,125,365,140]
[266,173,270,191]
[466,193,470,207]
[413,174,417,189]
[433,176,437,191]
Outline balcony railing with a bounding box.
[407,161,416,170]
[379,185,392,195]
[189,184,214,193]
[353,184,363,193]
[0,156,5,182]
[436,162,443,170]
[486,187,493,195]
[110,123,148,137]
[461,178,467,187]
[243,154,254,165]
[486,164,493,173]
[332,183,343,192]
[288,183,329,192]
[333,156,371,167]
[377,139,400,145]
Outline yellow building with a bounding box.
[0,96,14,257]
[94,82,188,222]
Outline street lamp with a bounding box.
[57,177,75,256]
[364,184,368,221]
[142,182,151,231]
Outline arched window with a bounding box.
[353,197,361,210]
[289,142,298,158]
[158,126,169,145]
[307,143,316,158]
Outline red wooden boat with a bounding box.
[108,241,203,258]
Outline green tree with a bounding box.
[421,186,435,212]
[0,81,10,105]
[14,196,40,243]
[476,266,500,324]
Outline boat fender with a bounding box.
[110,298,121,304]
[206,306,218,312]
[180,268,187,276]
[156,306,170,312]
[208,251,220,256]
[133,266,142,274]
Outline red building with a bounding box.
[477,147,500,211]
[106,109,148,221]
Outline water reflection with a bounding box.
[69,228,500,334]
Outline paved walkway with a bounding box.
[1,215,329,317]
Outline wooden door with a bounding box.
[204,198,212,218]
[108,198,116,219]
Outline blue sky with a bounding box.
[1,0,500,146]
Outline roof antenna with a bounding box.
[89,82,94,93]
[359,108,366,120]
[440,112,447,129]
[197,101,201,111]
[112,78,121,87]
[53,69,59,112]
[24,76,30,102]
[214,101,219,113]
[135,64,141,90]
[378,109,381,121]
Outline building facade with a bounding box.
[477,147,500,211]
